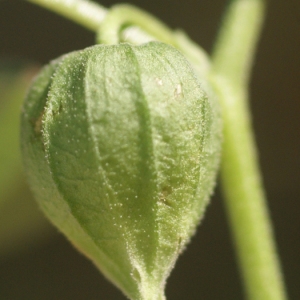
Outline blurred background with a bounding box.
[0,0,299,299]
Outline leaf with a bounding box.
[0,60,54,258]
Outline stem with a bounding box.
[211,1,287,299]
[97,4,175,45]
[27,0,107,31]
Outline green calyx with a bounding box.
[21,42,221,300]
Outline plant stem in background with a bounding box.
[27,0,106,31]
[211,0,287,299]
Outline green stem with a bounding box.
[27,0,107,31]
[211,1,287,299]
[97,4,175,45]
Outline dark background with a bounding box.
[0,0,299,299]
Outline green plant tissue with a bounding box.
[21,42,221,300]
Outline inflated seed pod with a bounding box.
[21,42,221,300]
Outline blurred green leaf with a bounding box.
[0,61,34,203]
[0,60,55,258]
